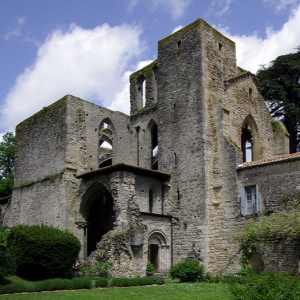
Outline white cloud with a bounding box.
[172,25,183,33]
[206,0,235,17]
[3,16,26,40]
[216,3,300,73]
[108,60,153,113]
[0,23,146,133]
[129,0,191,19]
[263,0,300,12]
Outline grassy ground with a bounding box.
[0,282,231,299]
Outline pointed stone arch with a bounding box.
[241,115,261,162]
[144,119,158,169]
[99,118,118,167]
[79,182,115,256]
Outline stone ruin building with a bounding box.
[2,18,300,276]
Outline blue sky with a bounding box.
[1,0,300,138]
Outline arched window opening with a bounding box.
[149,189,153,213]
[249,247,264,274]
[87,192,114,256]
[151,123,158,170]
[241,122,253,162]
[137,75,146,109]
[142,80,146,107]
[99,120,114,168]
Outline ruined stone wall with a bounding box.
[6,175,65,228]
[237,159,300,272]
[134,176,163,214]
[65,95,134,174]
[156,19,208,265]
[14,97,68,185]
[130,109,158,169]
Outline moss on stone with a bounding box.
[130,60,158,82]
[212,93,230,112]
[158,18,235,51]
[271,119,290,136]
[13,168,66,189]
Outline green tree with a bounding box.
[256,46,300,153]
[0,132,15,198]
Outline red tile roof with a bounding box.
[238,152,300,169]
[76,162,170,181]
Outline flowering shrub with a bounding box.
[151,274,164,285]
[0,251,16,283]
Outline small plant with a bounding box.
[94,277,108,287]
[0,251,16,284]
[151,274,164,285]
[170,258,205,282]
[72,276,92,289]
[146,263,154,277]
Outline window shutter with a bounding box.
[241,187,247,215]
[255,184,259,213]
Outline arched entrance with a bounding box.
[148,231,169,273]
[81,182,115,256]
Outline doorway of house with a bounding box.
[150,244,159,273]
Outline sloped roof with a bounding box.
[238,152,300,170]
[76,162,171,181]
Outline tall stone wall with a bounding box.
[14,97,68,185]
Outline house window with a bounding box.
[241,185,259,215]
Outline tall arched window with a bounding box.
[149,189,153,213]
[151,123,158,170]
[241,115,260,162]
[99,119,116,168]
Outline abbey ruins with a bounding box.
[2,19,300,275]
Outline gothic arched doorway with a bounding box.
[80,182,115,257]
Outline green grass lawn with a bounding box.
[0,282,231,299]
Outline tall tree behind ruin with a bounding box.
[256,47,300,153]
[0,132,15,198]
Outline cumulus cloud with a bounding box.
[263,0,300,12]
[3,16,26,40]
[108,60,153,113]
[206,0,235,17]
[216,3,300,73]
[172,25,183,33]
[128,0,191,19]
[0,23,146,133]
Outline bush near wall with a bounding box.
[170,258,205,282]
[6,224,81,280]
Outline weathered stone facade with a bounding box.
[2,18,300,276]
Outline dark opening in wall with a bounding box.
[149,189,153,213]
[241,123,253,162]
[249,88,253,97]
[177,40,181,49]
[174,152,177,166]
[218,42,222,51]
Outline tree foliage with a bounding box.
[256,46,300,153]
[0,132,15,198]
[233,194,300,268]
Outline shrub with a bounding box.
[6,224,81,280]
[146,263,154,277]
[128,277,139,286]
[63,279,74,290]
[94,277,108,287]
[111,277,129,287]
[151,274,164,285]
[10,282,25,294]
[24,284,36,293]
[229,271,300,300]
[138,276,153,285]
[170,258,205,282]
[34,280,48,292]
[52,278,65,290]
[0,227,9,251]
[72,276,92,289]
[0,251,16,283]
[1,284,14,294]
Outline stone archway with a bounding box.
[148,231,170,273]
[80,182,115,257]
